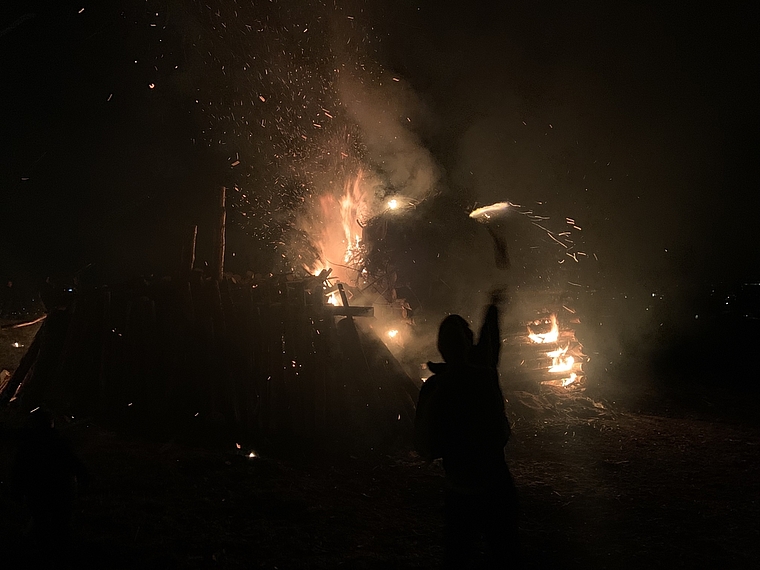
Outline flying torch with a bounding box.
[469,202,511,270]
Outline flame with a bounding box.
[549,357,575,373]
[563,373,577,386]
[387,329,399,338]
[546,346,567,359]
[543,373,577,388]
[306,170,370,281]
[547,346,575,373]
[528,314,559,344]
[326,291,341,306]
[387,199,399,210]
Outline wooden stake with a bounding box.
[181,224,198,277]
[212,187,227,281]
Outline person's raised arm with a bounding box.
[474,289,507,369]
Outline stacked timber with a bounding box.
[500,291,588,391]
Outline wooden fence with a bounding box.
[0,276,418,448]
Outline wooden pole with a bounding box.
[182,224,198,277]
[212,187,227,282]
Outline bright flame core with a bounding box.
[306,171,371,281]
[548,352,575,373]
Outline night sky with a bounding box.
[2,1,758,364]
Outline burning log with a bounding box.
[501,303,589,391]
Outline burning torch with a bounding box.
[469,202,511,270]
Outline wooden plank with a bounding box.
[323,306,374,317]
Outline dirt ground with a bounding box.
[1,384,758,569]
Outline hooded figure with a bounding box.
[13,408,88,556]
[414,293,519,568]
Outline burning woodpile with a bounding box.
[1,174,595,453]
[501,291,588,391]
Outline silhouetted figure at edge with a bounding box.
[415,291,520,569]
[13,408,88,564]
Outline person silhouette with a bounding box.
[415,291,519,568]
[13,408,88,561]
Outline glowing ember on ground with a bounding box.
[469,201,510,221]
[387,329,399,338]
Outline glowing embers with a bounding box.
[235,443,259,459]
[542,373,578,388]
